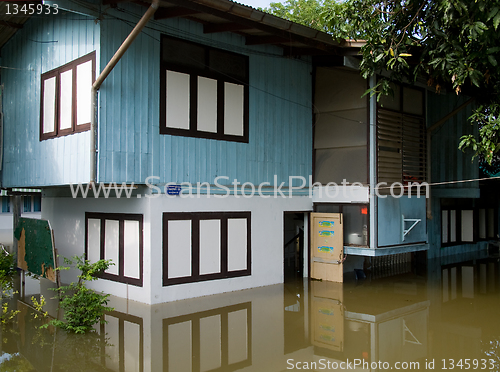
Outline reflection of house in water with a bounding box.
[308,280,429,368]
[427,253,500,361]
[10,259,500,371]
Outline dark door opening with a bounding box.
[284,212,304,282]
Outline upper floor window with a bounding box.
[40,51,95,141]
[160,35,249,143]
[377,84,426,194]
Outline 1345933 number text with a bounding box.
[5,3,58,15]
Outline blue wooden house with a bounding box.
[0,0,495,303]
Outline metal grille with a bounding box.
[377,109,426,194]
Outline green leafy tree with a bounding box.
[263,0,345,32]
[48,256,114,334]
[266,0,500,164]
[321,0,500,164]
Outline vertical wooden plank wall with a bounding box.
[1,10,99,187]
[98,4,313,186]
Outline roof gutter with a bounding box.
[90,0,160,183]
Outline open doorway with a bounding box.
[284,212,305,282]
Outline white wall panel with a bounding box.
[124,321,141,372]
[227,309,247,364]
[168,321,192,372]
[87,218,101,263]
[199,219,221,275]
[462,266,474,298]
[441,211,448,243]
[200,315,221,372]
[450,210,457,242]
[166,70,190,130]
[43,77,56,133]
[76,60,92,125]
[167,220,192,278]
[461,210,474,242]
[197,77,217,133]
[59,69,73,130]
[124,220,140,279]
[105,220,120,275]
[227,218,247,271]
[224,82,244,136]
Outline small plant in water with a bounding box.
[46,255,114,334]
[0,247,20,325]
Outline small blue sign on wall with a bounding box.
[167,184,181,196]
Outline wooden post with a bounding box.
[11,195,21,259]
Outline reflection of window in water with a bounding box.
[315,204,369,246]
[163,302,252,372]
[101,311,144,372]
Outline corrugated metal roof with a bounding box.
[0,188,41,196]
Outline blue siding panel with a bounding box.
[97,4,313,187]
[427,92,478,190]
[1,10,99,187]
[2,4,312,188]
[378,196,427,247]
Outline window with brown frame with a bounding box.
[441,199,498,246]
[160,35,249,143]
[85,212,143,287]
[163,302,252,372]
[163,212,251,286]
[101,310,144,372]
[40,51,95,140]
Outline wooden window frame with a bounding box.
[440,200,497,247]
[162,212,251,286]
[163,302,252,372]
[85,212,144,287]
[40,51,96,141]
[159,35,249,143]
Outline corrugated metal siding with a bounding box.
[1,10,99,187]
[427,92,478,189]
[98,5,313,186]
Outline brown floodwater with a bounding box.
[2,253,500,371]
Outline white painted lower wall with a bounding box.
[42,194,312,304]
[150,195,311,304]
[42,196,152,304]
[0,212,42,249]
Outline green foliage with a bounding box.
[320,0,500,164]
[31,295,48,319]
[0,249,20,325]
[263,0,344,32]
[0,247,16,280]
[48,256,114,334]
[459,104,500,164]
[1,301,20,325]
